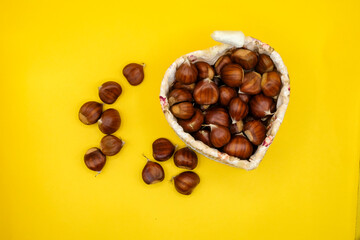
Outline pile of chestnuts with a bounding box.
[169,49,282,159]
[142,138,200,195]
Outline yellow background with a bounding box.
[1,0,359,239]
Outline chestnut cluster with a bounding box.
[142,138,200,195]
[169,49,282,159]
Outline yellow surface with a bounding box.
[0,0,360,239]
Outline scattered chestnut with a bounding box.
[223,135,253,159]
[98,81,122,104]
[205,108,230,127]
[98,108,121,134]
[168,88,193,106]
[152,138,175,161]
[229,97,249,121]
[256,54,274,74]
[84,147,106,172]
[174,147,198,170]
[178,108,204,133]
[79,101,103,125]
[170,102,195,120]
[142,157,165,184]
[240,71,261,95]
[249,94,275,118]
[193,129,213,147]
[261,71,282,97]
[175,59,198,84]
[195,62,215,80]
[231,49,258,70]
[219,86,237,106]
[244,120,266,145]
[229,120,244,134]
[193,78,219,105]
[220,63,244,87]
[172,81,196,93]
[174,171,200,195]
[208,124,231,148]
[100,135,124,156]
[123,63,145,86]
[238,93,251,103]
[214,55,232,75]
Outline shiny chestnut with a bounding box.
[98,108,121,134]
[168,88,193,106]
[231,49,258,70]
[175,59,198,84]
[229,97,249,121]
[170,102,195,120]
[84,147,106,172]
[193,129,213,147]
[174,147,198,170]
[214,55,232,75]
[174,171,200,195]
[123,63,145,86]
[220,63,244,87]
[244,120,266,145]
[142,159,165,184]
[193,78,219,105]
[223,135,253,159]
[79,101,103,125]
[219,86,237,106]
[256,54,274,74]
[152,138,175,161]
[240,71,261,95]
[249,94,275,118]
[98,81,122,104]
[195,62,215,80]
[205,108,230,127]
[209,124,231,148]
[178,108,204,133]
[100,135,124,156]
[261,71,282,97]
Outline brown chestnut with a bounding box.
[123,63,144,86]
[244,120,266,145]
[240,71,261,95]
[175,59,198,84]
[223,135,253,159]
[170,102,195,120]
[98,81,122,104]
[168,88,193,106]
[249,94,275,118]
[238,93,251,103]
[209,124,231,148]
[172,81,196,93]
[231,49,258,70]
[229,97,249,122]
[195,62,215,80]
[220,63,244,87]
[261,71,282,97]
[219,86,237,106]
[152,138,175,161]
[174,147,198,170]
[193,78,219,105]
[178,108,204,133]
[193,129,213,147]
[214,55,232,75]
[79,101,103,125]
[174,171,200,195]
[142,158,165,184]
[256,54,274,74]
[229,120,244,134]
[84,147,106,172]
[100,135,124,156]
[205,108,230,127]
[98,108,121,134]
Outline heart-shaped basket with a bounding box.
[160,31,290,170]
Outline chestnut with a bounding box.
[261,71,282,97]
[209,124,231,148]
[123,63,144,86]
[178,108,204,133]
[238,93,251,103]
[98,81,122,104]
[229,97,249,122]
[220,63,244,87]
[100,135,124,156]
[204,108,230,127]
[168,88,193,106]
[223,135,253,159]
[84,147,106,172]
[193,78,219,105]
[170,102,195,120]
[142,158,165,184]
[256,54,274,74]
[175,59,198,84]
[249,94,275,118]
[152,138,175,161]
[195,62,215,80]
[174,171,200,195]
[98,108,121,134]
[244,120,266,145]
[174,147,198,170]
[219,86,237,106]
[193,129,213,147]
[79,101,103,125]
[229,120,243,134]
[231,49,258,70]
[214,55,232,75]
[172,81,196,93]
[240,71,261,95]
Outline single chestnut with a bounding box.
[238,93,251,103]
[193,78,219,105]
[220,63,244,87]
[219,86,237,106]
[172,81,196,93]
[174,171,200,195]
[261,71,282,97]
[175,59,198,84]
[256,54,274,74]
[178,108,204,133]
[98,108,121,134]
[229,120,244,134]
[244,120,266,145]
[168,88,193,106]
[123,63,145,86]
[249,94,275,118]
[223,135,253,159]
[205,108,230,127]
[142,158,165,184]
[100,135,124,156]
[170,102,195,120]
[79,101,103,125]
[231,49,258,70]
[193,129,213,147]
[174,147,198,170]
[195,62,215,80]
[229,97,249,122]
[214,55,232,75]
[152,138,175,161]
[98,81,122,104]
[84,147,106,172]
[208,124,231,148]
[240,71,261,95]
